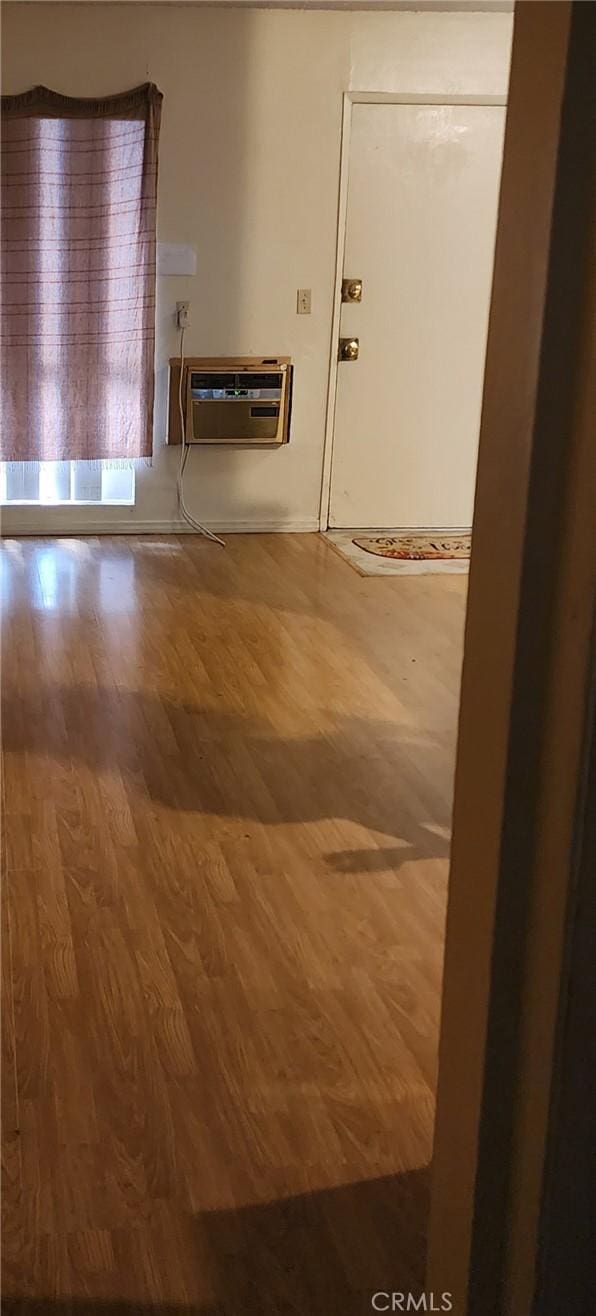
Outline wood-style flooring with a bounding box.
[1,533,467,1315]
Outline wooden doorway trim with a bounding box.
[427,3,596,1313]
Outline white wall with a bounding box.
[1,3,512,534]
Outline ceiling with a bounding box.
[7,1,515,10]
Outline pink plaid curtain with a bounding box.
[1,84,162,463]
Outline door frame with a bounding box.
[318,89,508,533]
[427,2,596,1311]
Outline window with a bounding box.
[0,461,134,505]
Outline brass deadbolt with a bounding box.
[341,278,363,303]
[339,337,359,362]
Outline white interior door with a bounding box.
[329,102,506,530]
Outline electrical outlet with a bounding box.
[297,289,312,315]
[176,301,191,328]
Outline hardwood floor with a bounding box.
[1,533,466,1314]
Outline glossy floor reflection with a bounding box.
[1,534,466,1311]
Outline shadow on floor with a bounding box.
[2,1169,429,1315]
[2,685,451,868]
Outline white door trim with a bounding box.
[318,89,508,533]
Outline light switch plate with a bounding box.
[157,243,197,276]
[297,288,312,315]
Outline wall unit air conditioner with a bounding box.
[168,356,293,447]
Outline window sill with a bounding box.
[1,500,135,508]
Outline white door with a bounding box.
[329,103,506,530]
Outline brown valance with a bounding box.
[1,82,162,122]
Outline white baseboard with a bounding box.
[0,515,320,537]
[325,524,473,534]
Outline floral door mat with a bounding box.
[324,531,471,576]
[354,533,471,560]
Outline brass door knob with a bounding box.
[341,278,363,303]
[339,337,360,362]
